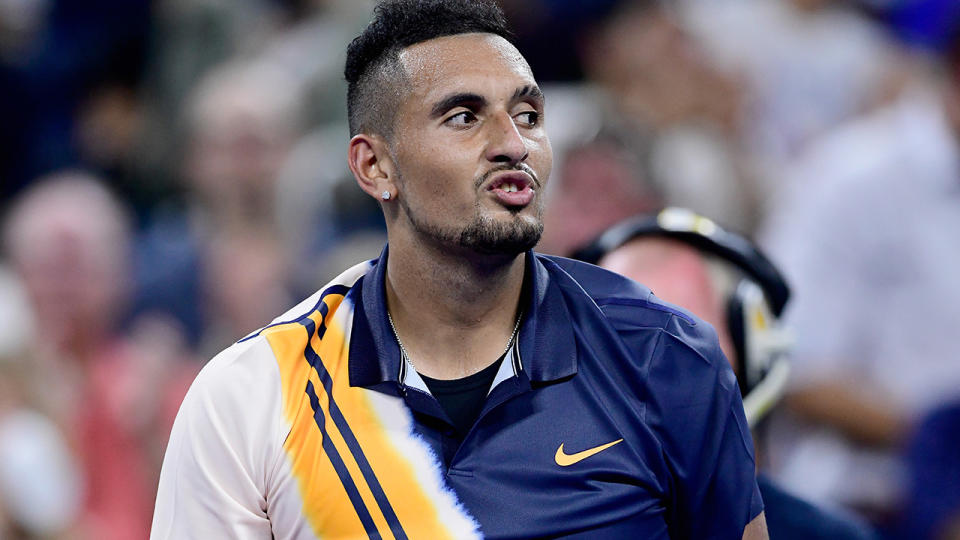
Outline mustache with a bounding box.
[475,163,540,190]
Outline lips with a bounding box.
[486,171,535,207]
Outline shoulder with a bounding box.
[174,336,287,459]
[240,258,375,343]
[181,258,375,435]
[538,253,695,323]
[188,337,281,406]
[538,256,759,532]
[539,253,727,377]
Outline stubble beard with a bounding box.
[400,196,544,257]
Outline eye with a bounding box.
[444,110,478,127]
[515,110,540,128]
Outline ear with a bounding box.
[348,134,397,201]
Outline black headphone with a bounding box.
[573,208,793,426]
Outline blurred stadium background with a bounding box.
[2,0,960,537]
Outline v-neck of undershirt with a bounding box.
[419,354,506,436]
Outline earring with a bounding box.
[381,190,391,201]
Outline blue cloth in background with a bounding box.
[895,401,960,539]
[131,211,204,346]
[0,0,151,200]
[758,474,878,540]
[884,0,960,52]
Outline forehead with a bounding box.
[398,33,536,103]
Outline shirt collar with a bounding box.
[348,245,578,390]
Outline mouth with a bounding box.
[486,171,536,207]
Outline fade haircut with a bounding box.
[344,0,514,139]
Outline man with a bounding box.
[151,1,767,538]
[134,60,300,355]
[5,172,193,539]
[582,207,877,540]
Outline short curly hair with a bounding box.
[344,0,514,138]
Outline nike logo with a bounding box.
[554,439,624,466]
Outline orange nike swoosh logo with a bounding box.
[554,439,624,466]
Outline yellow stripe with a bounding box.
[351,391,460,539]
[267,294,468,538]
[310,318,396,540]
[317,315,460,539]
[265,297,389,539]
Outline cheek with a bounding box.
[528,134,553,183]
[397,144,477,200]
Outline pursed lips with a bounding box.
[484,168,538,207]
[480,164,539,192]
[487,171,533,192]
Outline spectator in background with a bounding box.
[184,61,300,231]
[677,0,900,185]
[573,0,760,233]
[537,0,761,255]
[537,136,659,256]
[134,61,300,356]
[0,266,81,539]
[758,26,960,526]
[132,0,288,200]
[135,0,373,208]
[497,0,619,82]
[3,173,193,540]
[581,208,877,540]
[0,0,151,202]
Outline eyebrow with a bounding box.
[513,85,544,104]
[429,93,486,118]
[428,85,546,119]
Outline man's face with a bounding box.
[388,33,553,256]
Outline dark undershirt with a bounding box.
[420,354,505,436]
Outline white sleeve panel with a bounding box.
[151,337,287,540]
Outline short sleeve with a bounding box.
[647,320,763,539]
[150,339,285,540]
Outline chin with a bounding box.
[457,214,543,256]
[404,198,543,256]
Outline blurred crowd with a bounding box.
[1,0,960,538]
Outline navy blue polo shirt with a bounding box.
[349,248,764,539]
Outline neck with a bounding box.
[385,235,526,380]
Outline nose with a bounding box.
[484,111,529,165]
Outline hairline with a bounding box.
[351,32,521,142]
[352,50,409,141]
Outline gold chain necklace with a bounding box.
[387,310,522,373]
